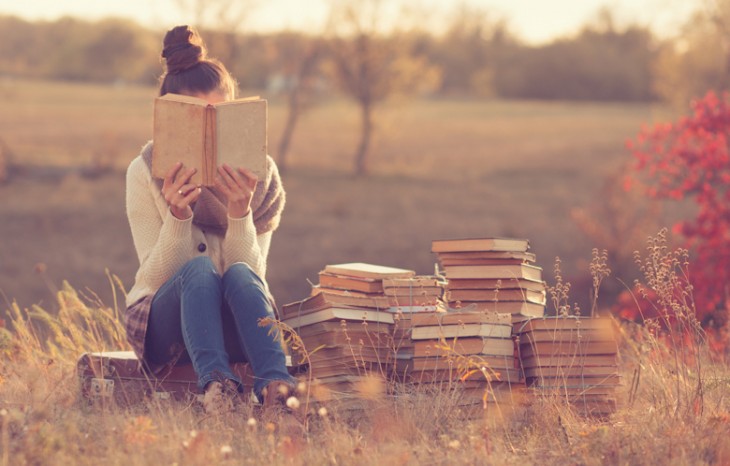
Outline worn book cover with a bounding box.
[443,263,543,281]
[446,287,546,304]
[152,93,267,185]
[412,336,515,357]
[323,262,416,280]
[432,237,529,253]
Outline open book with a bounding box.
[152,93,267,186]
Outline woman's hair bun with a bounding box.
[161,25,207,74]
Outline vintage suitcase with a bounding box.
[77,350,264,406]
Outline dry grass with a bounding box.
[1,243,729,465]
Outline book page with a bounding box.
[214,99,267,180]
[152,95,207,185]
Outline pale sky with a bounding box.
[0,0,700,44]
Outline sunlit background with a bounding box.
[0,0,697,43]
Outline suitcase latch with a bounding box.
[90,378,114,397]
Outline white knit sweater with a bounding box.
[125,155,272,308]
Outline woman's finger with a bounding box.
[217,165,239,191]
[162,162,183,190]
[184,186,202,203]
[237,167,258,191]
[222,164,247,189]
[174,167,197,189]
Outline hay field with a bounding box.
[0,78,673,311]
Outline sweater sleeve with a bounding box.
[126,157,196,290]
[222,213,271,279]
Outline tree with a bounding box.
[431,4,515,96]
[494,8,656,101]
[271,33,325,172]
[173,0,260,78]
[653,1,730,108]
[326,0,440,175]
[627,90,730,327]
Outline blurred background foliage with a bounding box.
[0,1,727,106]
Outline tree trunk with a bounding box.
[277,87,301,173]
[354,100,372,176]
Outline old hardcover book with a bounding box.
[281,291,395,317]
[382,276,444,288]
[518,340,618,359]
[307,345,389,363]
[300,331,392,351]
[513,316,614,333]
[318,272,384,293]
[411,310,512,327]
[443,263,543,281]
[435,251,537,262]
[526,374,621,387]
[452,301,545,317]
[439,258,532,266]
[409,366,521,383]
[282,307,395,329]
[323,263,416,280]
[411,323,513,340]
[295,321,391,338]
[387,304,445,313]
[409,354,516,371]
[446,288,546,304]
[522,365,618,378]
[310,286,383,299]
[527,384,618,396]
[304,358,384,379]
[383,286,443,297]
[412,336,515,357]
[519,354,618,368]
[446,277,545,291]
[432,237,529,253]
[152,93,266,185]
[518,327,617,344]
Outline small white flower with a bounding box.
[220,445,233,457]
[318,406,328,417]
[246,417,257,427]
[286,396,300,409]
[448,440,461,450]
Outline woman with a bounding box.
[124,25,296,415]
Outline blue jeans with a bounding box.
[145,256,295,397]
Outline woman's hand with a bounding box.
[162,163,202,220]
[215,164,258,218]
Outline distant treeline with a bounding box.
[0,8,727,104]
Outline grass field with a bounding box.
[0,79,682,312]
[1,254,728,465]
[0,79,727,465]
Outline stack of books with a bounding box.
[432,237,547,322]
[382,275,447,380]
[406,310,522,411]
[382,276,444,307]
[282,262,416,401]
[514,316,620,416]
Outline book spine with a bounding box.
[205,105,216,185]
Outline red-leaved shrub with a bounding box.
[623,91,730,355]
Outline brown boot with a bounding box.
[261,381,304,435]
[203,379,238,416]
[262,380,292,407]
